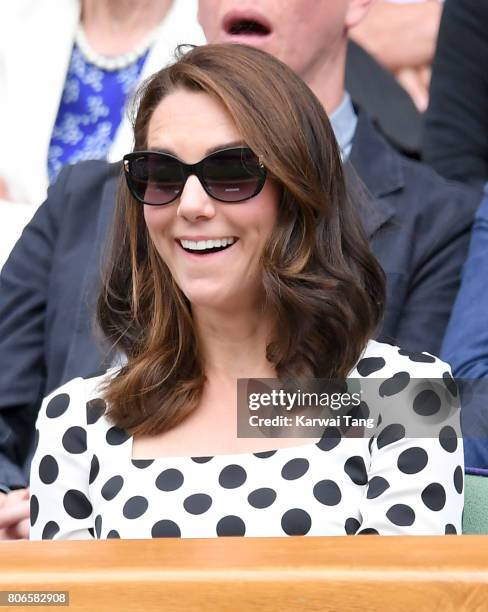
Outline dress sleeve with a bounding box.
[357,352,464,535]
[29,377,94,540]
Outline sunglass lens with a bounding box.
[203,149,263,202]
[127,154,183,205]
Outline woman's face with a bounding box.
[144,88,280,312]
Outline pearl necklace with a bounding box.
[75,24,157,71]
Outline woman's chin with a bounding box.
[185,290,234,312]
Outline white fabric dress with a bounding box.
[29,340,464,540]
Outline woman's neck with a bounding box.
[80,0,173,55]
[193,305,277,381]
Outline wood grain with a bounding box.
[1,536,487,611]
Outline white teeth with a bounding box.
[179,237,236,251]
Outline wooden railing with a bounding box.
[1,536,488,611]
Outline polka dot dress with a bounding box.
[29,341,464,540]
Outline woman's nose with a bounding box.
[176,175,216,222]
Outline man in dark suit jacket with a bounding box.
[0,0,478,535]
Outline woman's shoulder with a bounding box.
[352,339,452,378]
[37,368,119,429]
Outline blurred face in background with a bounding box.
[198,0,371,84]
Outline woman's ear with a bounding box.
[345,0,375,30]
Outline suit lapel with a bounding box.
[347,112,404,237]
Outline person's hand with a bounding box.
[0,176,10,201]
[350,0,442,73]
[0,488,30,539]
[395,65,432,112]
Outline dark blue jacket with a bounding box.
[0,113,479,489]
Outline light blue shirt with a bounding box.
[329,92,357,161]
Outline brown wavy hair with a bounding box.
[97,43,385,435]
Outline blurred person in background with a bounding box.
[0,0,204,266]
[350,0,443,114]
[423,0,488,472]
[441,187,488,472]
[423,0,488,189]
[0,0,476,538]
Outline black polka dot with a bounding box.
[107,530,121,539]
[376,424,405,450]
[152,520,181,538]
[445,524,457,535]
[106,427,130,446]
[343,401,370,429]
[30,495,39,527]
[345,517,360,535]
[379,372,410,397]
[248,488,277,509]
[39,455,59,484]
[155,469,184,492]
[344,456,368,485]
[368,436,374,453]
[421,483,446,511]
[281,458,309,480]
[356,357,386,377]
[101,475,124,501]
[88,527,95,538]
[183,494,212,515]
[443,372,458,397]
[41,521,60,540]
[357,401,370,419]
[439,426,458,453]
[454,466,463,494]
[413,389,441,416]
[367,476,390,499]
[131,459,154,469]
[219,465,247,489]
[191,456,213,463]
[89,455,100,484]
[397,447,428,474]
[123,496,148,519]
[398,349,435,363]
[316,427,341,451]
[357,527,379,535]
[63,490,93,519]
[254,450,277,458]
[95,514,102,538]
[313,479,342,506]
[62,426,87,454]
[217,516,246,536]
[46,393,70,418]
[386,504,415,526]
[86,398,106,425]
[281,509,311,536]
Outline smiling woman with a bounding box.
[29,44,464,541]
